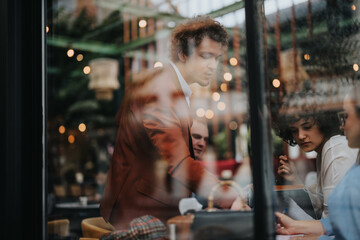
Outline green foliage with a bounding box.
[70,8,95,38]
[47,7,123,127]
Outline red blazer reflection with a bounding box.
[100,66,234,229]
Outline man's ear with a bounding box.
[178,52,187,63]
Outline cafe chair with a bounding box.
[69,184,82,197]
[53,184,67,198]
[81,217,115,239]
[47,218,70,237]
[84,185,96,196]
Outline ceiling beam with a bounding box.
[208,1,245,19]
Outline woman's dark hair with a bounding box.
[170,15,228,62]
[275,91,342,146]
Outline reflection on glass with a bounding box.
[45,0,360,239]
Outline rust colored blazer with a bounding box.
[100,65,235,229]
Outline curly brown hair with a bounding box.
[170,15,228,62]
[275,91,342,146]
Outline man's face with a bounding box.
[183,36,223,87]
[191,120,209,160]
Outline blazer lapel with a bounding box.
[168,65,195,159]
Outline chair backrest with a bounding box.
[69,184,82,197]
[48,219,70,237]
[81,217,115,238]
[53,184,67,198]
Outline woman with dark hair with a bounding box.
[276,92,360,239]
[276,91,357,218]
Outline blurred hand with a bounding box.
[275,212,298,235]
[230,196,251,211]
[275,212,325,236]
[277,155,297,182]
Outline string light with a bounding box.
[139,19,147,28]
[353,63,359,72]
[223,72,232,81]
[220,83,228,92]
[78,123,86,132]
[212,92,220,101]
[205,110,214,119]
[217,102,226,111]
[304,53,310,61]
[229,121,238,130]
[229,57,238,66]
[58,125,65,134]
[76,54,83,61]
[68,135,75,144]
[83,66,91,74]
[67,49,75,57]
[196,108,205,117]
[272,79,281,88]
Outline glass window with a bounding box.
[45,0,360,239]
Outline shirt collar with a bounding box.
[170,61,192,106]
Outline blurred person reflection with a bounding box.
[276,91,357,218]
[276,92,360,239]
[191,117,209,161]
[100,15,246,230]
[88,161,108,202]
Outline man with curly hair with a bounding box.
[100,16,244,229]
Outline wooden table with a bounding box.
[167,214,194,240]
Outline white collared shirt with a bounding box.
[170,61,192,107]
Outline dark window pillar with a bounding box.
[1,0,45,239]
[245,0,276,239]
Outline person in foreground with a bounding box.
[276,91,357,218]
[276,92,360,239]
[100,16,245,230]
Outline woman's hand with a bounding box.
[275,212,299,235]
[275,212,326,236]
[277,155,297,182]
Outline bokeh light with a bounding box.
[304,53,310,61]
[205,110,214,119]
[67,49,75,58]
[217,102,226,111]
[212,92,220,101]
[196,108,205,117]
[68,135,75,144]
[224,72,232,81]
[272,79,281,88]
[58,125,65,134]
[83,66,91,74]
[353,63,359,72]
[78,123,86,132]
[139,19,147,28]
[76,54,83,61]
[220,83,228,92]
[229,57,238,66]
[229,121,238,130]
